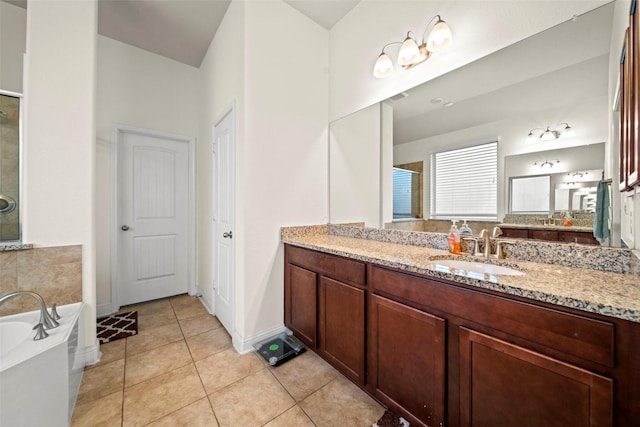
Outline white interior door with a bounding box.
[117,129,191,306]
[213,109,235,333]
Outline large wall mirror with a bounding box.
[329,2,613,237]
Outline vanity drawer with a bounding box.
[286,245,365,286]
[530,229,559,241]
[370,266,615,367]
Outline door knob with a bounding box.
[121,225,130,231]
[223,231,233,239]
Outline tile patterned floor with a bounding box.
[71,295,384,427]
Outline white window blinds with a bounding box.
[430,141,497,220]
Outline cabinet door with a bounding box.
[558,231,599,245]
[370,295,446,427]
[459,327,613,427]
[319,276,365,384]
[285,264,317,348]
[529,229,559,242]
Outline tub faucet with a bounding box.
[0,291,60,340]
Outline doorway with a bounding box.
[212,107,235,335]
[113,125,195,308]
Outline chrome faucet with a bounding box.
[479,229,491,257]
[0,291,60,340]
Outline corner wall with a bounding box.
[23,0,97,350]
[198,0,329,350]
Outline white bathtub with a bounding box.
[0,302,84,427]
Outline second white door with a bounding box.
[117,128,191,306]
[213,109,235,334]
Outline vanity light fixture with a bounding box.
[373,15,453,78]
[534,160,560,169]
[526,123,575,141]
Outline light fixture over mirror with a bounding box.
[534,160,560,169]
[373,15,452,78]
[527,123,575,142]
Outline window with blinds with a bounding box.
[430,141,497,220]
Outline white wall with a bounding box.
[198,0,329,349]
[197,0,245,319]
[95,35,200,312]
[23,0,97,348]
[0,1,26,93]
[329,0,609,122]
[240,0,329,345]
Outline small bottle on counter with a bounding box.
[448,220,461,254]
[460,220,473,236]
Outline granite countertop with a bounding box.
[499,223,593,232]
[282,230,640,323]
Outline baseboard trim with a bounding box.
[232,324,288,355]
[96,303,116,318]
[196,292,214,315]
[77,339,101,367]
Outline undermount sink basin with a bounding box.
[431,259,525,277]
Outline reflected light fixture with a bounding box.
[534,160,560,169]
[373,15,453,78]
[527,123,575,141]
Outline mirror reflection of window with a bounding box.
[510,175,550,213]
[392,161,423,220]
[0,93,20,242]
[431,141,497,220]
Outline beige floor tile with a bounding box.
[137,308,178,332]
[208,369,295,427]
[300,376,384,427]
[120,298,172,317]
[76,358,125,405]
[125,340,192,387]
[195,347,265,394]
[263,405,315,427]
[87,339,126,369]
[126,322,183,356]
[270,350,338,401]
[71,390,123,427]
[179,314,222,337]
[171,296,209,320]
[123,363,206,427]
[146,398,219,427]
[186,327,232,361]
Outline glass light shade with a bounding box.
[562,126,576,138]
[398,36,420,66]
[373,52,394,78]
[540,129,557,141]
[426,19,452,52]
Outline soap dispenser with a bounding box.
[448,220,461,254]
[460,220,473,236]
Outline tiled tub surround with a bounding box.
[281,225,640,322]
[0,245,82,316]
[384,218,500,233]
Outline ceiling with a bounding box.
[5,0,360,67]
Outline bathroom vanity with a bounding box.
[283,228,640,427]
[499,224,600,245]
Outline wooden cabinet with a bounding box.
[459,327,613,427]
[501,226,599,245]
[369,295,445,427]
[319,276,365,384]
[284,264,317,348]
[284,244,639,426]
[619,2,640,191]
[284,245,366,383]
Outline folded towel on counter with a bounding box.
[593,180,610,244]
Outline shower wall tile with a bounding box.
[0,245,82,316]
